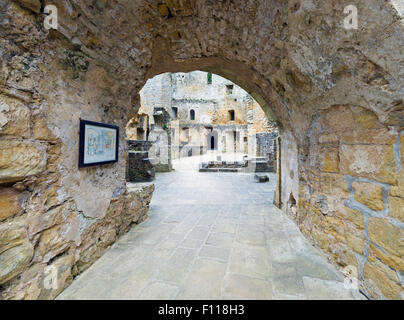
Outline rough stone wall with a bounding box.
[0,1,154,299]
[0,0,403,299]
[296,105,404,299]
[256,133,278,162]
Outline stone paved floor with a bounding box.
[58,156,364,300]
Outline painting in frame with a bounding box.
[79,119,119,168]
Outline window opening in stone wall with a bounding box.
[207,72,212,84]
[171,107,178,119]
[137,128,145,140]
[229,110,235,121]
[190,109,195,120]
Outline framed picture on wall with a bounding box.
[79,119,119,168]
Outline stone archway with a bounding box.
[0,0,403,299]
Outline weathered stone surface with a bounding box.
[0,140,47,184]
[26,202,70,237]
[126,142,155,183]
[368,243,404,272]
[390,172,404,198]
[125,182,154,223]
[1,252,75,300]
[2,263,45,300]
[0,242,34,285]
[334,206,365,230]
[14,0,41,13]
[0,220,34,285]
[33,116,57,141]
[352,181,385,211]
[389,196,404,222]
[74,183,154,274]
[345,233,365,255]
[0,95,31,138]
[0,221,28,254]
[319,173,349,198]
[0,188,25,222]
[38,254,75,300]
[368,218,404,258]
[34,223,71,263]
[364,262,403,300]
[254,174,269,183]
[322,147,339,173]
[340,144,397,185]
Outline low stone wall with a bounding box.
[127,141,155,182]
[0,183,154,300]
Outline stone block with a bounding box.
[38,254,75,299]
[345,233,364,255]
[340,144,397,184]
[33,116,57,141]
[0,221,28,254]
[341,128,396,145]
[0,242,34,285]
[364,262,403,300]
[352,181,384,211]
[319,105,355,133]
[390,172,404,198]
[389,196,404,222]
[311,228,329,252]
[334,205,365,229]
[254,174,269,183]
[319,173,349,198]
[0,188,24,222]
[14,0,41,13]
[322,146,339,173]
[368,243,404,272]
[0,220,33,285]
[0,140,47,184]
[26,202,70,237]
[368,218,404,258]
[401,135,404,162]
[35,224,71,263]
[0,95,31,138]
[126,150,155,182]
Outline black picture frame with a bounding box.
[79,119,119,168]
